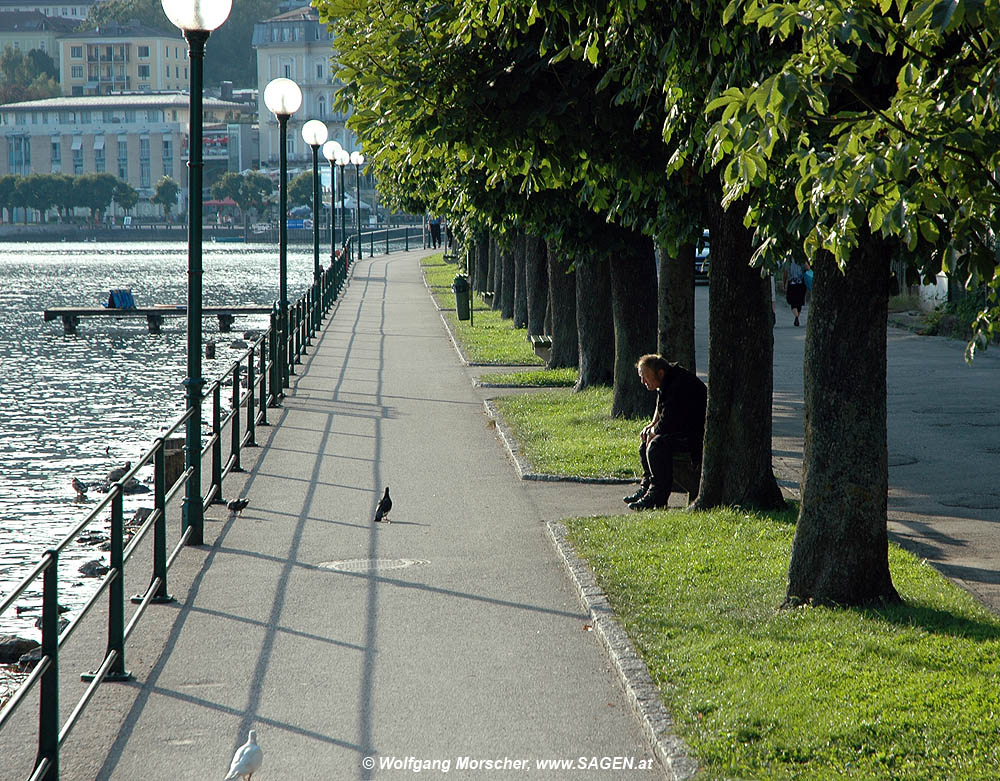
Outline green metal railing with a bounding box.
[0,256,355,780]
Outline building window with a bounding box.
[316,63,323,79]
[117,139,127,179]
[73,148,82,174]
[8,137,30,175]
[283,64,291,78]
[318,96,325,118]
[163,138,172,176]
[125,110,136,123]
[80,111,91,124]
[145,110,161,122]
[71,45,82,58]
[95,147,105,172]
[51,140,60,163]
[139,64,150,79]
[71,65,83,78]
[138,45,149,57]
[140,137,150,187]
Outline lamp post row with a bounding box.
[166,0,367,550]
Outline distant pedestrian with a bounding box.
[428,215,442,249]
[783,258,808,327]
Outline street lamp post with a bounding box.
[301,119,328,335]
[263,77,302,394]
[351,150,365,263]
[161,0,232,548]
[335,149,349,274]
[322,139,343,286]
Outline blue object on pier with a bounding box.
[106,289,136,309]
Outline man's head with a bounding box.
[636,354,669,390]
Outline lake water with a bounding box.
[0,240,322,639]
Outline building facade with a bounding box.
[0,93,248,214]
[252,5,356,167]
[0,11,75,70]
[0,0,98,21]
[58,21,188,96]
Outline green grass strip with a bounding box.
[443,309,544,365]
[422,255,489,311]
[493,387,642,477]
[478,368,578,387]
[566,508,1000,779]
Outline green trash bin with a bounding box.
[452,274,471,321]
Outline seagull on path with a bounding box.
[228,498,249,517]
[72,478,88,500]
[225,729,263,780]
[374,486,392,523]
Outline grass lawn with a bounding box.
[566,507,1000,779]
[421,254,490,311]
[478,368,578,387]
[493,387,641,477]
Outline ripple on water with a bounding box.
[0,240,318,638]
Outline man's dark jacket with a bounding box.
[651,364,707,455]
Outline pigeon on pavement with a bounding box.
[228,498,249,517]
[225,729,263,780]
[373,486,392,523]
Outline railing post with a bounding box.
[134,442,173,604]
[259,332,270,422]
[86,488,132,682]
[386,227,390,255]
[211,383,224,502]
[405,226,409,252]
[269,309,282,402]
[230,363,242,473]
[291,302,300,371]
[35,550,59,781]
[246,349,257,446]
[306,287,314,346]
[370,229,374,257]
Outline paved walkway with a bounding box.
[10,249,657,780]
[4,252,998,780]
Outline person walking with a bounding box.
[783,258,808,326]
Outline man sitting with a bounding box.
[624,354,707,510]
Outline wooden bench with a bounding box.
[481,291,495,305]
[529,334,552,363]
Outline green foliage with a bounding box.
[0,48,59,103]
[567,507,1000,777]
[287,171,314,211]
[493,388,643,478]
[113,179,139,211]
[151,176,179,216]
[211,171,274,216]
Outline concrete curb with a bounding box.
[483,399,635,485]
[546,521,698,780]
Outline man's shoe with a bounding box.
[623,480,650,504]
[628,490,669,511]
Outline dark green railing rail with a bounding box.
[0,245,366,780]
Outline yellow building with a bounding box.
[58,20,188,96]
[0,11,75,71]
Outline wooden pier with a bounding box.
[43,305,274,335]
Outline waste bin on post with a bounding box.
[452,274,471,321]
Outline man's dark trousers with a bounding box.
[639,435,685,496]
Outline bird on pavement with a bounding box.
[373,486,392,523]
[228,498,249,517]
[225,729,263,781]
[72,477,88,499]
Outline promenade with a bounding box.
[3,247,999,779]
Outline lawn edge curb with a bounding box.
[546,521,698,780]
[483,399,635,484]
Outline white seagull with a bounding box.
[225,729,263,780]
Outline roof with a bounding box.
[59,19,180,40]
[0,93,247,111]
[264,5,318,22]
[0,11,77,33]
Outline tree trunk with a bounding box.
[513,229,528,329]
[487,236,497,297]
[492,237,504,311]
[657,240,696,373]
[545,239,577,369]
[525,233,548,335]
[693,201,784,510]
[786,235,900,606]
[574,254,615,391]
[500,241,515,319]
[474,238,489,294]
[608,227,658,418]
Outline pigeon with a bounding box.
[106,461,131,483]
[227,498,249,517]
[373,486,392,523]
[72,477,88,499]
[225,729,263,781]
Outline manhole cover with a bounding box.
[317,558,428,573]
